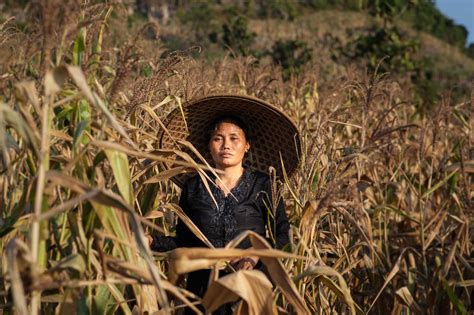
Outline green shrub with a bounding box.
[339,25,446,110]
[258,0,299,19]
[222,14,256,56]
[466,43,474,59]
[343,26,419,73]
[177,2,219,41]
[270,39,312,79]
[401,0,469,49]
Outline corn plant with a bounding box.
[0,1,472,314]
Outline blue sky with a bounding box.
[435,0,474,45]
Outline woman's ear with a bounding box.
[245,142,250,153]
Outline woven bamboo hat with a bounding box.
[158,94,301,187]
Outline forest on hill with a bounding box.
[2,0,473,109]
[124,0,474,107]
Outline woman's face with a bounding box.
[209,121,250,170]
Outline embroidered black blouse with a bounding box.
[152,168,290,251]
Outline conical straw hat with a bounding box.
[158,94,301,187]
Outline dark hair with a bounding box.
[208,114,251,143]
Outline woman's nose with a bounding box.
[222,138,230,149]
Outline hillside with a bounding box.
[2,2,473,105]
[146,7,474,106]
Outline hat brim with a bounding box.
[158,94,301,187]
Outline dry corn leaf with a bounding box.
[368,249,410,313]
[446,161,474,173]
[395,286,422,312]
[423,211,448,251]
[44,171,165,311]
[37,189,100,221]
[143,166,191,184]
[6,238,29,315]
[49,129,73,142]
[66,66,136,148]
[102,254,202,314]
[164,203,214,250]
[202,270,275,315]
[242,232,311,315]
[144,210,164,219]
[168,247,302,275]
[14,80,40,113]
[442,224,464,277]
[44,66,68,97]
[44,170,134,213]
[300,200,325,229]
[456,280,474,287]
[91,140,215,172]
[294,265,357,315]
[0,102,40,157]
[139,103,178,147]
[130,213,169,312]
[167,231,309,314]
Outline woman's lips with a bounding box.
[220,153,232,158]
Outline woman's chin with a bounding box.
[215,160,240,169]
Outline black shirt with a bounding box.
[152,168,290,251]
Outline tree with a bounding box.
[222,14,255,56]
[270,40,312,79]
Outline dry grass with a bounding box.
[0,2,472,314]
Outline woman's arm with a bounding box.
[231,188,290,270]
[150,184,195,251]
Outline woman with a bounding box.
[152,95,301,313]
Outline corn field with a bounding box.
[0,2,472,314]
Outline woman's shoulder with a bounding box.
[181,172,219,194]
[181,169,272,192]
[248,169,275,191]
[249,169,273,181]
[182,173,201,191]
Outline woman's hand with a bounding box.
[230,256,259,270]
[146,234,154,247]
